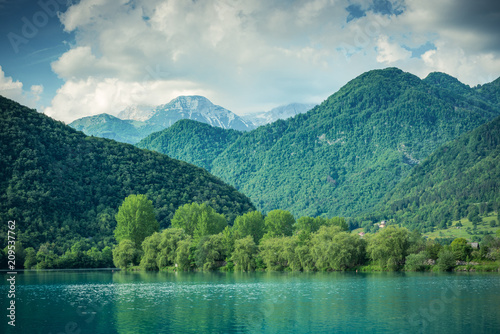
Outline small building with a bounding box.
[470,242,480,249]
[358,232,365,237]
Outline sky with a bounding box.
[0,0,499,123]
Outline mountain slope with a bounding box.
[0,96,255,252]
[69,113,162,144]
[244,103,316,127]
[378,114,500,231]
[137,119,242,171]
[147,95,254,131]
[139,68,500,218]
[117,105,155,121]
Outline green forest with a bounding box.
[139,68,500,219]
[371,114,500,232]
[0,96,254,256]
[1,68,500,272]
[8,195,499,272]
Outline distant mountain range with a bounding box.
[243,103,316,127]
[69,96,253,144]
[138,68,500,220]
[70,97,316,144]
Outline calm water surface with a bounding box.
[1,270,500,333]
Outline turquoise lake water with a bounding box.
[1,271,500,333]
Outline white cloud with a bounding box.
[43,0,500,122]
[0,66,43,108]
[376,35,411,63]
[44,77,210,123]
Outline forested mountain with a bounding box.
[0,96,254,252]
[244,103,316,127]
[137,119,242,171]
[139,68,500,218]
[69,95,254,144]
[376,114,500,231]
[69,113,163,144]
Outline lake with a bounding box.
[1,271,500,333]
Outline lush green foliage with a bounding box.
[233,211,265,243]
[376,114,500,232]
[137,119,242,171]
[171,202,227,241]
[366,226,409,270]
[232,236,257,271]
[0,96,254,259]
[264,210,295,238]
[138,68,500,218]
[113,239,140,269]
[115,194,159,247]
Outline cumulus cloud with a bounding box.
[43,0,500,122]
[44,77,211,123]
[376,35,411,63]
[0,66,43,108]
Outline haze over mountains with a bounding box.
[243,103,316,127]
[139,68,500,219]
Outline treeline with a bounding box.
[4,197,500,271]
[0,240,114,269]
[107,197,500,272]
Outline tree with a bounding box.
[140,232,162,270]
[437,248,456,271]
[325,217,349,231]
[114,194,159,248]
[232,236,257,271]
[23,247,37,269]
[113,239,140,269]
[295,216,323,234]
[367,226,409,270]
[450,237,472,261]
[171,202,227,240]
[195,234,227,271]
[175,237,194,271]
[233,211,265,243]
[156,228,187,269]
[405,252,428,271]
[264,210,295,238]
[310,226,366,271]
[259,237,287,271]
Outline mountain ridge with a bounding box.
[69,95,254,144]
[139,68,500,219]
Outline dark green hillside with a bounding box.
[137,119,242,171]
[0,96,254,252]
[140,68,500,218]
[69,113,162,144]
[377,115,500,231]
[475,77,500,107]
[212,68,500,217]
